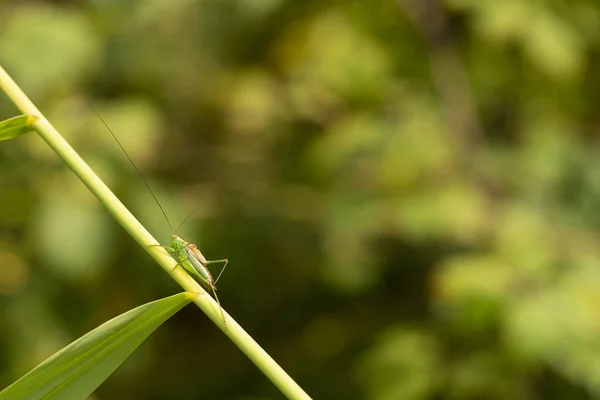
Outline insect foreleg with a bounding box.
[148,244,176,253]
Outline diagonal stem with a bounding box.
[0,64,311,400]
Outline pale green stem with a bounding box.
[0,65,311,400]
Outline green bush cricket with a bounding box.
[86,99,229,326]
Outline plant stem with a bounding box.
[0,64,311,400]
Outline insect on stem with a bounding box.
[84,95,229,326]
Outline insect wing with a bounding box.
[185,244,215,286]
[187,243,207,263]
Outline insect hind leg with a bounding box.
[210,285,227,328]
[204,259,229,284]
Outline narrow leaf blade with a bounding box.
[0,292,195,400]
[0,115,38,141]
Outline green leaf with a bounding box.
[0,114,38,141]
[0,292,195,400]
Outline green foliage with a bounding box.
[0,293,193,400]
[0,115,37,141]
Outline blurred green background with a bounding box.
[2,0,600,399]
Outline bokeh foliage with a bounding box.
[2,0,600,398]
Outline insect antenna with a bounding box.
[83,97,174,233]
[174,201,203,235]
